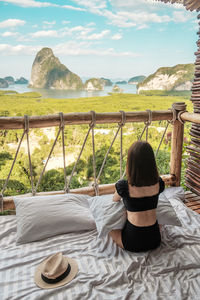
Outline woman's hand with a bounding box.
[113,191,121,202]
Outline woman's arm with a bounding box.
[113,191,121,202]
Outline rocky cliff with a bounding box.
[84,78,104,91]
[100,78,113,86]
[15,77,28,84]
[112,84,123,93]
[29,48,83,90]
[137,64,194,93]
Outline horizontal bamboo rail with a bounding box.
[1,111,200,130]
[0,110,173,129]
[180,112,200,124]
[3,174,175,210]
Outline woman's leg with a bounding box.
[109,229,124,249]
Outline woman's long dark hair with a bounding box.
[126,141,159,187]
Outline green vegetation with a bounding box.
[0,90,193,116]
[0,90,193,200]
[139,90,192,98]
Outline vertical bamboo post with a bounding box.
[170,102,187,186]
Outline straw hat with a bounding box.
[34,252,78,289]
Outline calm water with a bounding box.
[1,83,137,99]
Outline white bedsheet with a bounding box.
[1,198,200,300]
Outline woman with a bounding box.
[109,141,165,252]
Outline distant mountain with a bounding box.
[116,80,127,84]
[29,47,83,90]
[84,78,104,91]
[15,77,28,84]
[138,64,194,93]
[4,76,15,85]
[0,78,9,88]
[110,77,129,82]
[128,76,146,84]
[100,78,113,86]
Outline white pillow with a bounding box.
[14,193,96,244]
[88,194,126,237]
[157,192,182,226]
[162,186,185,202]
[88,189,182,238]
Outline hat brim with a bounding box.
[34,256,78,289]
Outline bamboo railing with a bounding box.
[1,102,200,211]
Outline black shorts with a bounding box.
[121,219,161,252]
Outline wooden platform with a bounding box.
[185,190,200,214]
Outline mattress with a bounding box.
[1,198,200,300]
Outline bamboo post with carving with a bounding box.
[170,102,187,186]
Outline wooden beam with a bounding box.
[0,110,173,130]
[170,103,186,186]
[3,174,175,211]
[180,112,200,124]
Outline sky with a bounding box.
[0,0,198,81]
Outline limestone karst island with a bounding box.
[27,47,194,93]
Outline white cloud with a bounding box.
[87,22,96,27]
[101,10,136,28]
[53,41,139,57]
[60,26,94,38]
[109,0,184,11]
[62,20,71,25]
[31,30,59,38]
[0,43,41,55]
[102,10,172,28]
[69,26,87,32]
[43,21,56,26]
[0,0,57,7]
[70,0,192,29]
[42,21,56,29]
[172,11,192,23]
[59,25,109,41]
[0,19,26,28]
[0,0,86,10]
[0,42,139,57]
[119,11,171,23]
[111,33,122,40]
[62,5,86,11]
[29,25,99,40]
[1,31,19,37]
[137,24,149,30]
[77,29,110,40]
[71,0,107,10]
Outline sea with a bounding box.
[0,83,137,99]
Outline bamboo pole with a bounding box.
[170,103,186,186]
[180,112,200,124]
[0,110,173,130]
[3,174,175,211]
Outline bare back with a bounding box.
[127,182,159,227]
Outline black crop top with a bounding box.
[115,177,165,212]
